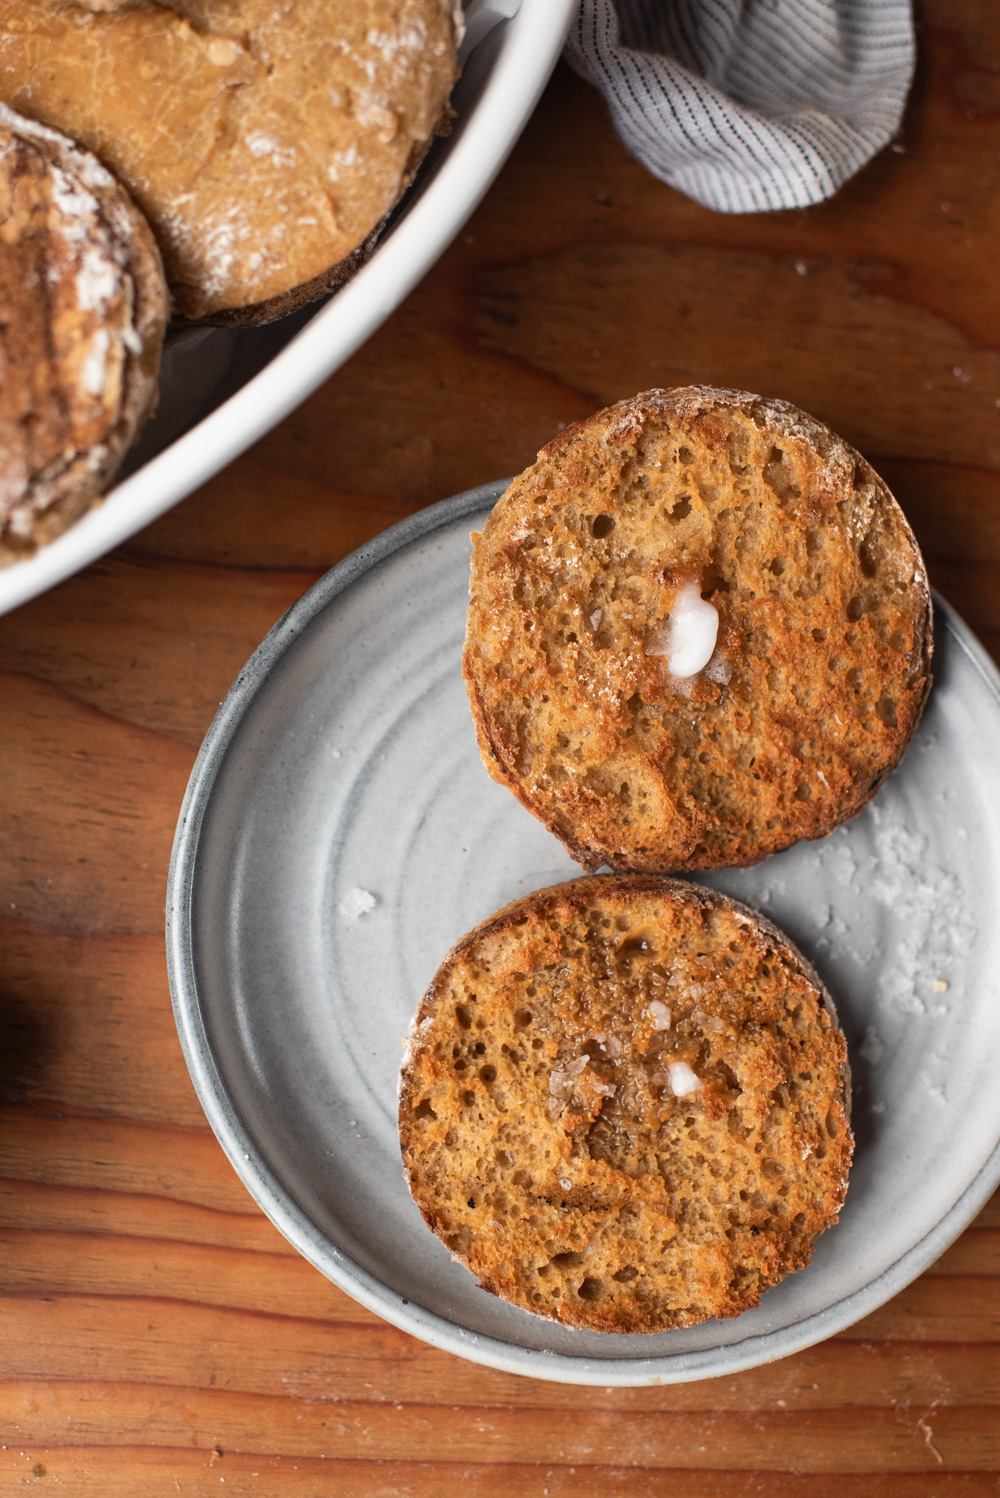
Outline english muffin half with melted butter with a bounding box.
[463,387,932,873]
[399,875,852,1333]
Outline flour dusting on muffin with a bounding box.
[0,0,461,322]
[0,103,166,563]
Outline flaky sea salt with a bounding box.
[648,999,671,1031]
[863,801,976,1016]
[668,1061,701,1097]
[340,886,377,920]
[859,1026,886,1064]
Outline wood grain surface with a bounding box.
[2,2,1000,1490]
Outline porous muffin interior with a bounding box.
[400,878,852,1333]
[464,387,932,871]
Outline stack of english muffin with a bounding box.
[0,0,461,561]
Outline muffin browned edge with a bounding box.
[399,872,854,1332]
[462,386,934,875]
[181,105,456,328]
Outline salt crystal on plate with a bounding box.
[340,886,377,919]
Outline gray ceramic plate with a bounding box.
[167,481,1000,1386]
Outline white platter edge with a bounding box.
[0,0,576,618]
[166,482,1000,1387]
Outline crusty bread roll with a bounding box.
[0,103,167,565]
[400,876,852,1333]
[464,387,933,874]
[0,0,460,323]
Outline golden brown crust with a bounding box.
[0,1,460,322]
[463,386,933,874]
[0,103,167,565]
[400,875,853,1333]
[186,222,384,331]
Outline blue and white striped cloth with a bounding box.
[566,0,914,213]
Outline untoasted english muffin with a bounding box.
[463,387,933,873]
[0,0,460,323]
[0,103,167,565]
[399,876,852,1333]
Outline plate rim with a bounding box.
[166,481,1000,1386]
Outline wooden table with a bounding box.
[2,3,999,1490]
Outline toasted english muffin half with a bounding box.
[463,387,932,873]
[0,103,167,565]
[400,875,852,1333]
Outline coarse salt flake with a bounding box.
[340,886,377,920]
[648,999,671,1031]
[668,1061,701,1097]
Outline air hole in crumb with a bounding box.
[532,1038,543,1050]
[613,1266,638,1283]
[877,693,898,728]
[473,1041,486,1055]
[701,566,730,595]
[859,542,878,578]
[826,1112,840,1137]
[550,1251,586,1268]
[461,1090,475,1107]
[455,1005,472,1029]
[769,557,786,576]
[678,445,695,465]
[467,1198,476,1209]
[577,1277,603,1301]
[846,595,865,621]
[591,513,615,538]
[763,446,801,502]
[812,627,827,642]
[667,494,692,522]
[846,667,863,691]
[515,1009,533,1028]
[444,1129,458,1147]
[413,1098,436,1121]
[479,1065,497,1083]
[794,783,812,801]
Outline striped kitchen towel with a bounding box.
[566,0,915,213]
